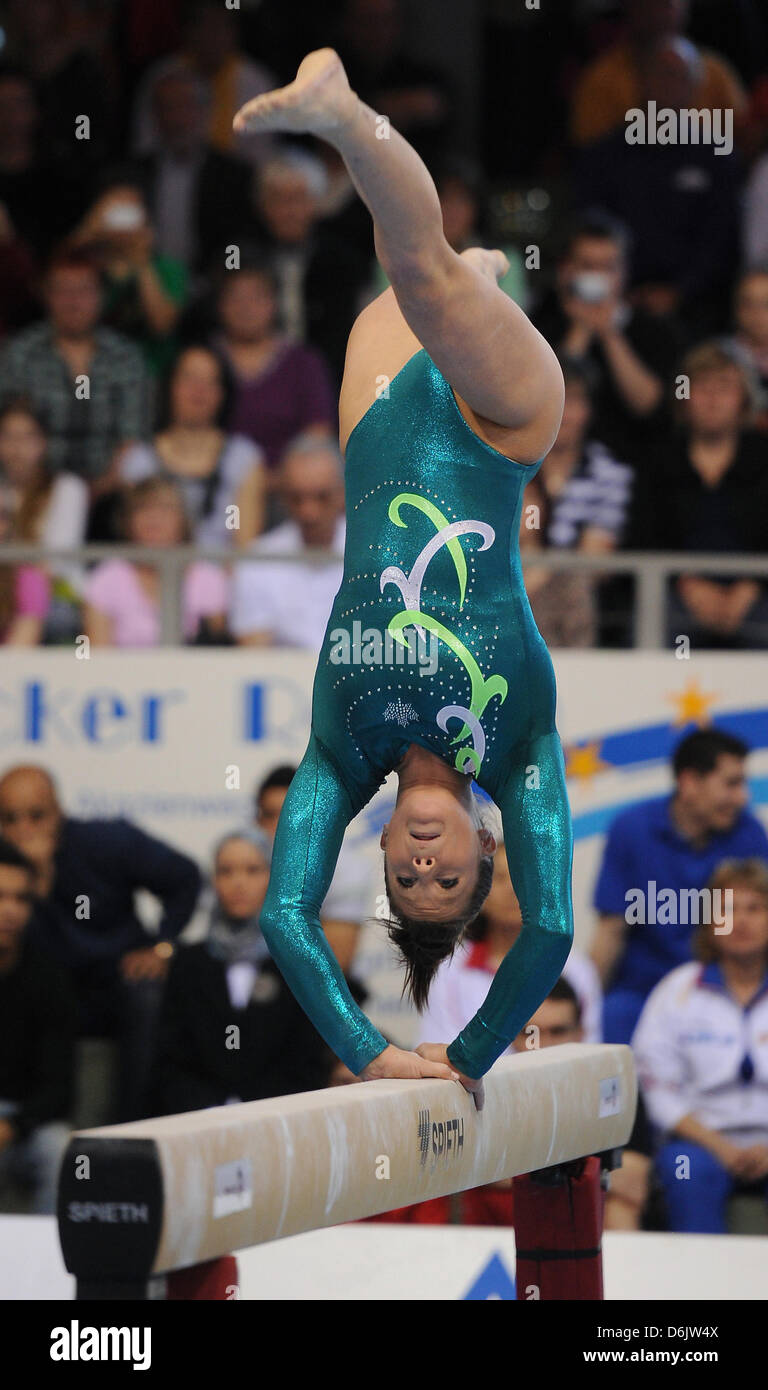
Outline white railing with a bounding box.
[3,545,767,648]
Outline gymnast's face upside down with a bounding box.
[378,758,496,1008]
[382,784,493,916]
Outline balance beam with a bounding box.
[57,1043,636,1291]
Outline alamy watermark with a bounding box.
[625,102,733,156]
[329,621,439,675]
[625,882,733,933]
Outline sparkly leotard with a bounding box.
[259,348,574,1079]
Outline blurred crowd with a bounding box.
[0,0,765,650]
[2,728,768,1240]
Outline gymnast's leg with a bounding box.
[234,49,563,457]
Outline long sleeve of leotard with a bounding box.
[446,733,574,1079]
[258,730,389,1076]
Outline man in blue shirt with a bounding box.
[591,730,768,1043]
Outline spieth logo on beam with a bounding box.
[417,1108,465,1170]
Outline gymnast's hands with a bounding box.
[358,1045,484,1109]
[415,1044,485,1112]
[361,1043,484,1110]
[359,1043,457,1085]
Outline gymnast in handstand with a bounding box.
[234,49,573,1107]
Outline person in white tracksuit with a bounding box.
[632,858,768,1233]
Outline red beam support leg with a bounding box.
[513,1156,605,1300]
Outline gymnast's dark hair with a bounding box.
[382,855,494,1012]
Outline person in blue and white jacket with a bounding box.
[632,858,768,1233]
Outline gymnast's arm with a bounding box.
[445,766,574,1080]
[258,731,389,1077]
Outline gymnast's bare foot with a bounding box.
[233,48,358,136]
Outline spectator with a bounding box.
[4,0,112,177]
[84,477,230,648]
[0,764,202,1121]
[132,69,253,275]
[533,211,683,465]
[0,66,81,257]
[254,765,299,841]
[0,398,88,554]
[230,434,345,651]
[366,155,528,310]
[731,268,768,410]
[520,358,633,647]
[252,151,371,383]
[514,977,585,1050]
[632,340,768,648]
[534,358,634,537]
[120,346,265,548]
[576,37,743,334]
[569,0,747,150]
[152,829,331,1115]
[0,249,149,495]
[132,0,276,169]
[0,479,49,646]
[633,858,768,1233]
[254,764,369,974]
[592,729,768,1044]
[0,837,75,1214]
[215,263,335,472]
[416,839,603,1047]
[0,398,87,639]
[68,179,187,377]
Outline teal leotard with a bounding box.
[259,348,574,1080]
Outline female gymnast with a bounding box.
[234,49,573,1106]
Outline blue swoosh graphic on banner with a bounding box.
[579,710,768,774]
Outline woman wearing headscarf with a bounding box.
[151,828,333,1115]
